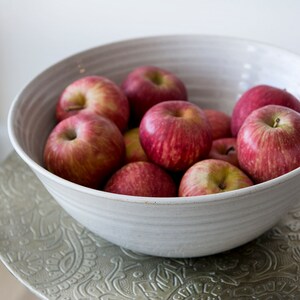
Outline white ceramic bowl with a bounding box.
[8,35,300,258]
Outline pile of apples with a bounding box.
[44,66,300,197]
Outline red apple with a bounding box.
[237,104,300,183]
[56,75,130,132]
[123,127,148,163]
[204,109,231,140]
[231,85,300,136]
[139,100,212,172]
[208,137,239,167]
[179,159,253,197]
[104,161,177,197]
[44,113,125,189]
[121,65,187,124]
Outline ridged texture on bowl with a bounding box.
[8,35,300,257]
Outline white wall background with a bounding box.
[1,1,300,298]
[1,0,300,163]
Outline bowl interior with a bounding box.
[8,35,300,173]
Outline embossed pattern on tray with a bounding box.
[0,153,300,299]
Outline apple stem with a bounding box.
[225,146,235,155]
[273,117,280,128]
[66,105,83,112]
[218,182,226,190]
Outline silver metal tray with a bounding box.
[0,153,300,299]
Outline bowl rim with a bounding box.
[7,34,300,205]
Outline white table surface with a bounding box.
[0,262,38,299]
[1,1,300,298]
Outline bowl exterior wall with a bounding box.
[35,170,300,257]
